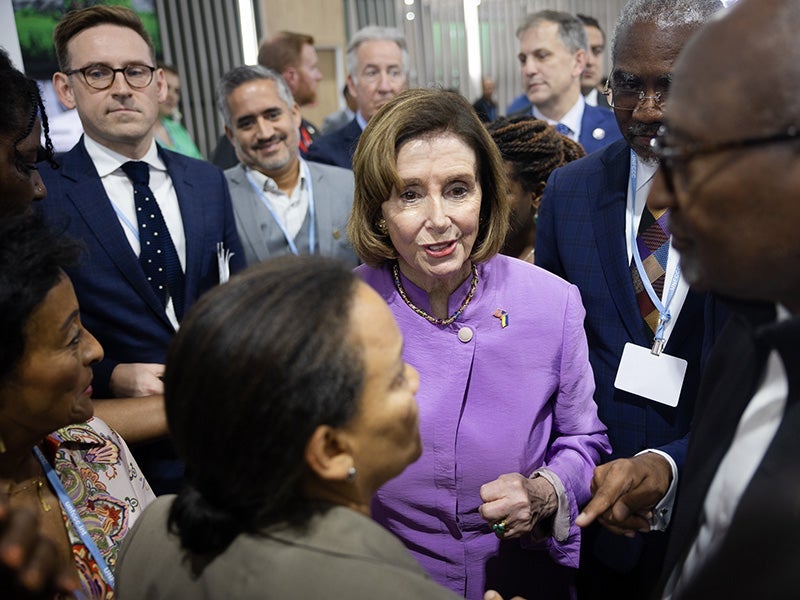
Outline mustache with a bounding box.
[251,133,287,150]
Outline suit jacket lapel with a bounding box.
[231,164,293,262]
[675,315,800,599]
[308,163,336,257]
[61,142,170,325]
[592,143,651,346]
[661,305,775,581]
[160,148,201,301]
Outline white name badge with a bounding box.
[614,343,688,407]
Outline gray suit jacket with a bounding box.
[115,496,460,599]
[225,160,359,267]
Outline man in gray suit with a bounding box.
[216,65,359,267]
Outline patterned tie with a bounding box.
[555,123,571,136]
[121,161,185,320]
[631,205,670,334]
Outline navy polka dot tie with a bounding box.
[555,123,571,136]
[121,161,185,320]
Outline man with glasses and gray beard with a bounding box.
[38,5,244,495]
[534,1,727,597]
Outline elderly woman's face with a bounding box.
[381,133,482,290]
[0,275,103,437]
[0,117,46,218]
[340,282,421,490]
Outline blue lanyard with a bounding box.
[245,162,315,256]
[629,150,682,353]
[33,446,115,590]
[110,200,141,242]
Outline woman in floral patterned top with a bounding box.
[0,214,154,599]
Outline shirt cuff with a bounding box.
[530,467,570,542]
[635,449,678,531]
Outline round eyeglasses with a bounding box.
[650,124,800,195]
[602,82,666,112]
[64,64,156,90]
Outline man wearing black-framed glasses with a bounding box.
[645,1,800,597]
[38,5,245,496]
[534,1,727,598]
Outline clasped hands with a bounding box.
[479,472,557,540]
[575,452,672,536]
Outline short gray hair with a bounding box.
[517,10,588,54]
[215,65,295,128]
[611,0,723,62]
[346,25,409,83]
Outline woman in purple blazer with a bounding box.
[348,88,610,600]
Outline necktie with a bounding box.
[631,205,670,334]
[555,123,571,136]
[121,161,185,320]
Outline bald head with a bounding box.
[671,0,800,137]
[648,0,800,308]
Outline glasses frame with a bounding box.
[64,64,156,91]
[651,124,800,194]
[601,81,665,112]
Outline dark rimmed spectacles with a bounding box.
[650,124,800,194]
[602,81,666,112]
[64,64,156,90]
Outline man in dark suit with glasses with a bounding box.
[535,1,727,597]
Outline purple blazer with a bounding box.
[357,255,610,599]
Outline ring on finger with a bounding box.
[492,519,508,537]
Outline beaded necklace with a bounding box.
[392,262,479,326]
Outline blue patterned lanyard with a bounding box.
[629,150,682,352]
[244,161,315,256]
[33,446,115,590]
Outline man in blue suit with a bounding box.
[305,26,408,170]
[513,10,621,155]
[535,0,725,597]
[38,5,245,494]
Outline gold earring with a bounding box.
[376,218,388,234]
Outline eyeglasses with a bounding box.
[602,82,666,112]
[651,124,800,194]
[64,64,156,90]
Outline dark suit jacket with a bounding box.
[657,304,800,599]
[536,139,728,575]
[38,138,246,397]
[512,102,622,154]
[304,118,362,170]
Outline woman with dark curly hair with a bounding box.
[487,115,585,262]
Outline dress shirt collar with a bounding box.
[84,134,165,178]
[634,154,659,192]
[532,95,584,140]
[355,111,368,131]
[245,158,308,196]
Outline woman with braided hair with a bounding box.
[487,115,585,262]
[0,47,56,218]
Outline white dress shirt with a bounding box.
[532,95,585,143]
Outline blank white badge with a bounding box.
[614,343,688,407]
